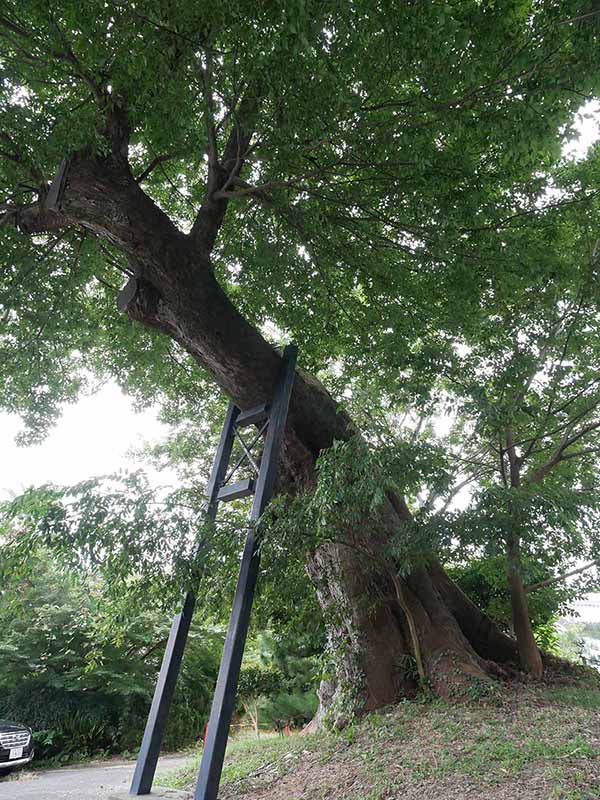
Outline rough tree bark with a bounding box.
[10,131,529,725]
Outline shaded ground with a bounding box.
[166,683,600,800]
[0,754,189,799]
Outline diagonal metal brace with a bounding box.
[223,420,268,485]
[233,428,261,476]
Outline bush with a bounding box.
[0,685,132,760]
[0,555,221,760]
[236,633,320,734]
[258,691,319,731]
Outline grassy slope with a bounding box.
[161,684,600,800]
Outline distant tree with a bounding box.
[431,202,600,676]
[237,664,285,736]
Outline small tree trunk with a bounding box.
[503,431,543,679]
[243,702,260,737]
[506,534,543,678]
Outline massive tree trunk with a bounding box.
[15,148,526,722]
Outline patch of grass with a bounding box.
[160,731,321,792]
[544,686,600,709]
[441,733,595,777]
[163,684,600,800]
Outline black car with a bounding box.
[0,721,34,772]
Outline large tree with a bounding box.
[1,2,599,721]
[427,190,600,677]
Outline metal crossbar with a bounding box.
[223,420,268,484]
[130,345,297,798]
[233,428,261,476]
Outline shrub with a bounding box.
[0,555,221,760]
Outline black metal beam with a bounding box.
[236,403,269,428]
[45,157,71,211]
[194,345,297,800]
[129,592,195,795]
[130,403,240,796]
[217,478,255,502]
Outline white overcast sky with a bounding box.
[0,384,170,500]
[0,101,599,503]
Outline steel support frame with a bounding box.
[129,402,239,795]
[130,345,297,797]
[194,345,297,800]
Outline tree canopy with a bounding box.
[1,1,599,433]
[1,0,600,712]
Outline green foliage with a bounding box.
[1,1,599,436]
[257,691,319,731]
[238,664,286,708]
[0,473,235,621]
[0,471,325,656]
[1,686,145,762]
[0,533,321,759]
[1,0,600,716]
[268,434,450,571]
[0,553,222,760]
[238,631,319,732]
[556,624,588,664]
[449,556,570,647]
[582,621,600,639]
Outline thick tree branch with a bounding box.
[560,444,600,460]
[191,83,261,255]
[557,419,600,452]
[212,176,297,200]
[1,199,67,233]
[135,153,177,184]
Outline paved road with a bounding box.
[0,754,192,799]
